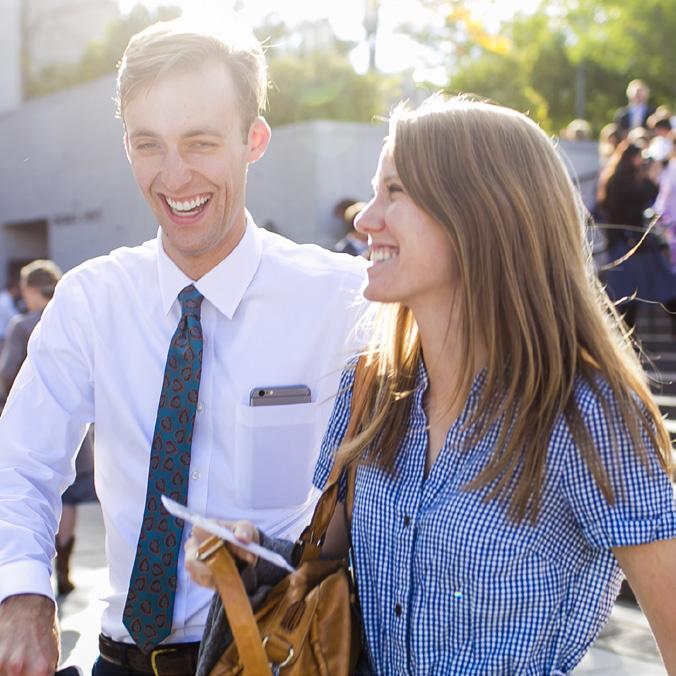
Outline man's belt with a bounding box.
[98,634,200,676]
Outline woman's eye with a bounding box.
[387,183,403,195]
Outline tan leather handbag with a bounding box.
[196,362,366,675]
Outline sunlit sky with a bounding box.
[117,0,540,80]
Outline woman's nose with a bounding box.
[354,200,384,234]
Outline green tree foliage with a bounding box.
[264,50,401,126]
[256,16,402,126]
[27,4,181,98]
[27,7,400,127]
[411,0,676,134]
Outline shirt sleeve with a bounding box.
[562,379,676,550]
[0,273,95,603]
[312,359,358,499]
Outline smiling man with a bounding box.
[0,16,366,676]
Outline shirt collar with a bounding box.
[413,356,488,421]
[156,211,263,319]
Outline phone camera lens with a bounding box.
[258,389,265,397]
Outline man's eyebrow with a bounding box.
[128,129,158,140]
[182,128,225,138]
[127,128,225,140]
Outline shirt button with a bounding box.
[394,603,402,617]
[191,471,201,480]
[197,402,204,413]
[403,516,411,527]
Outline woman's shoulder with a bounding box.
[568,371,642,439]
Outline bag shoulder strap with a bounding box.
[197,537,272,675]
[295,356,368,563]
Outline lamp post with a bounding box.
[364,0,379,72]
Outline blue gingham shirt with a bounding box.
[313,360,676,675]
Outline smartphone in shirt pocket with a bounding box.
[249,385,311,407]
[235,384,318,509]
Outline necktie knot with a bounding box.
[178,284,203,319]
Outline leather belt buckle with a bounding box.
[149,647,178,676]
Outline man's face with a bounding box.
[629,84,649,105]
[123,61,270,277]
[20,280,43,313]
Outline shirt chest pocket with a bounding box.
[233,402,320,509]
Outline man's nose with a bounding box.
[161,150,192,193]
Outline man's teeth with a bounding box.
[165,195,210,213]
[371,248,399,262]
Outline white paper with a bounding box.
[161,495,295,573]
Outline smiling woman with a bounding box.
[186,93,676,675]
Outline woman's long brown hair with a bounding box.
[338,95,672,523]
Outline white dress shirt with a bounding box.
[0,216,367,644]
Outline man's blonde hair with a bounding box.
[116,16,267,139]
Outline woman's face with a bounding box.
[355,146,457,310]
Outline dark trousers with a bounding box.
[92,656,133,675]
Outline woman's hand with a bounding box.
[184,521,260,588]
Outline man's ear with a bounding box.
[246,116,271,164]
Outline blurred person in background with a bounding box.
[598,122,622,167]
[597,141,676,328]
[655,131,676,272]
[561,118,592,141]
[333,199,369,257]
[614,79,655,135]
[626,125,651,150]
[647,114,673,165]
[0,278,20,356]
[0,261,62,394]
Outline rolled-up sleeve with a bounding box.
[562,380,676,550]
[0,273,94,603]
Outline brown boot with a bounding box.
[55,537,75,595]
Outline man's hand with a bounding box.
[0,594,59,676]
[185,521,259,589]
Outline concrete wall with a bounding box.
[0,73,601,279]
[247,120,387,247]
[0,0,22,116]
[0,74,155,278]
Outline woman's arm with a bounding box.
[320,502,350,560]
[185,505,351,589]
[613,538,676,674]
